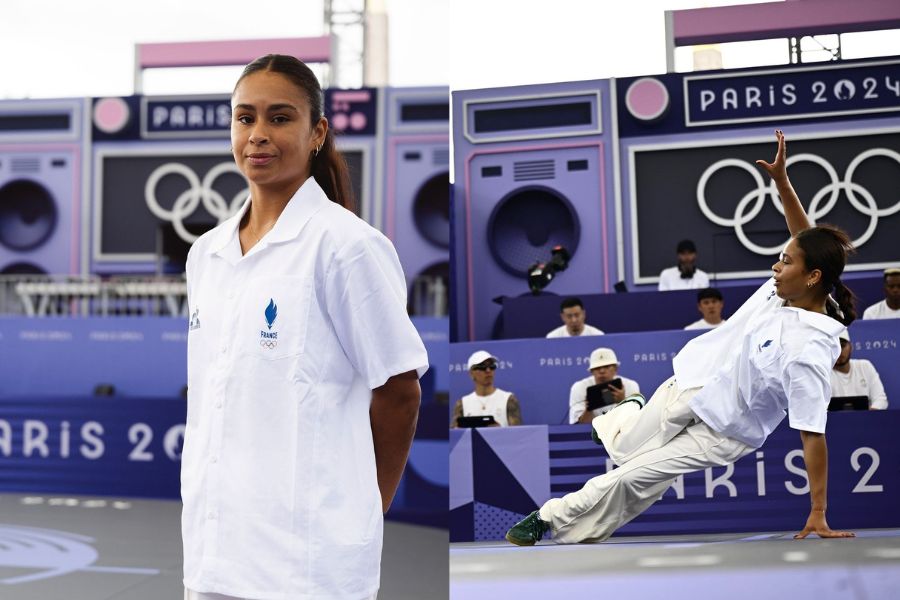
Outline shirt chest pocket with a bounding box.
[239,276,313,360]
[749,319,784,372]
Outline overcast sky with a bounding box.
[2,0,896,98]
[1,0,449,98]
[448,0,900,90]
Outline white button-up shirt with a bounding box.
[674,278,844,448]
[182,177,428,600]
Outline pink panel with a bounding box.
[137,37,331,69]
[672,0,900,46]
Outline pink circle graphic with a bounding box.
[331,112,349,131]
[625,78,670,122]
[93,97,130,134]
[349,112,367,131]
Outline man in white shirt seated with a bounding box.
[546,297,605,338]
[684,287,727,330]
[830,330,888,410]
[569,347,640,424]
[451,350,522,427]
[658,239,710,291]
[862,268,900,320]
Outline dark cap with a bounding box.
[677,239,697,253]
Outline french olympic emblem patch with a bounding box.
[260,298,278,349]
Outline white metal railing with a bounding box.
[411,275,447,317]
[0,275,188,317]
[3,273,446,318]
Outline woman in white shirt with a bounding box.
[507,130,856,546]
[182,55,428,600]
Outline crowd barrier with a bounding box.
[0,395,447,527]
[0,316,449,527]
[450,411,900,542]
[0,316,448,398]
[449,318,900,426]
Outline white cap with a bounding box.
[467,350,498,370]
[588,347,619,371]
[839,329,850,343]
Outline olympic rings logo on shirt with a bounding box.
[260,339,278,350]
[144,162,249,243]
[696,148,900,255]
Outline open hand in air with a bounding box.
[755,129,787,181]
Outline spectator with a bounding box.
[546,297,605,338]
[569,348,640,424]
[451,350,522,427]
[831,330,888,409]
[862,268,900,320]
[658,239,710,291]
[685,288,726,330]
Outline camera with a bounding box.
[527,245,570,294]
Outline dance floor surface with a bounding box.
[451,528,900,600]
[0,493,447,599]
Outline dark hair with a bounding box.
[677,239,697,253]
[235,54,355,211]
[794,224,857,325]
[560,297,584,312]
[697,287,723,302]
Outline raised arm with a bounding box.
[755,130,810,236]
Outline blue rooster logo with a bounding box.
[757,339,773,352]
[265,299,278,330]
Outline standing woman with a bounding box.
[507,130,857,545]
[182,55,428,599]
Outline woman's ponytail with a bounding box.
[310,129,356,213]
[795,223,857,326]
[829,278,857,326]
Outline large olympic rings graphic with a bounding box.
[145,162,249,243]
[697,148,900,255]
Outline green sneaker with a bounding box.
[505,510,550,546]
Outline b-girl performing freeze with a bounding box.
[182,55,428,599]
[507,130,856,546]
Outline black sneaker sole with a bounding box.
[505,532,536,546]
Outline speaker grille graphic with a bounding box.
[11,158,41,173]
[514,159,555,181]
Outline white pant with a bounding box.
[185,589,377,600]
[540,376,755,543]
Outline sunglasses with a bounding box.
[471,363,497,371]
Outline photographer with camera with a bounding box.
[569,348,640,424]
